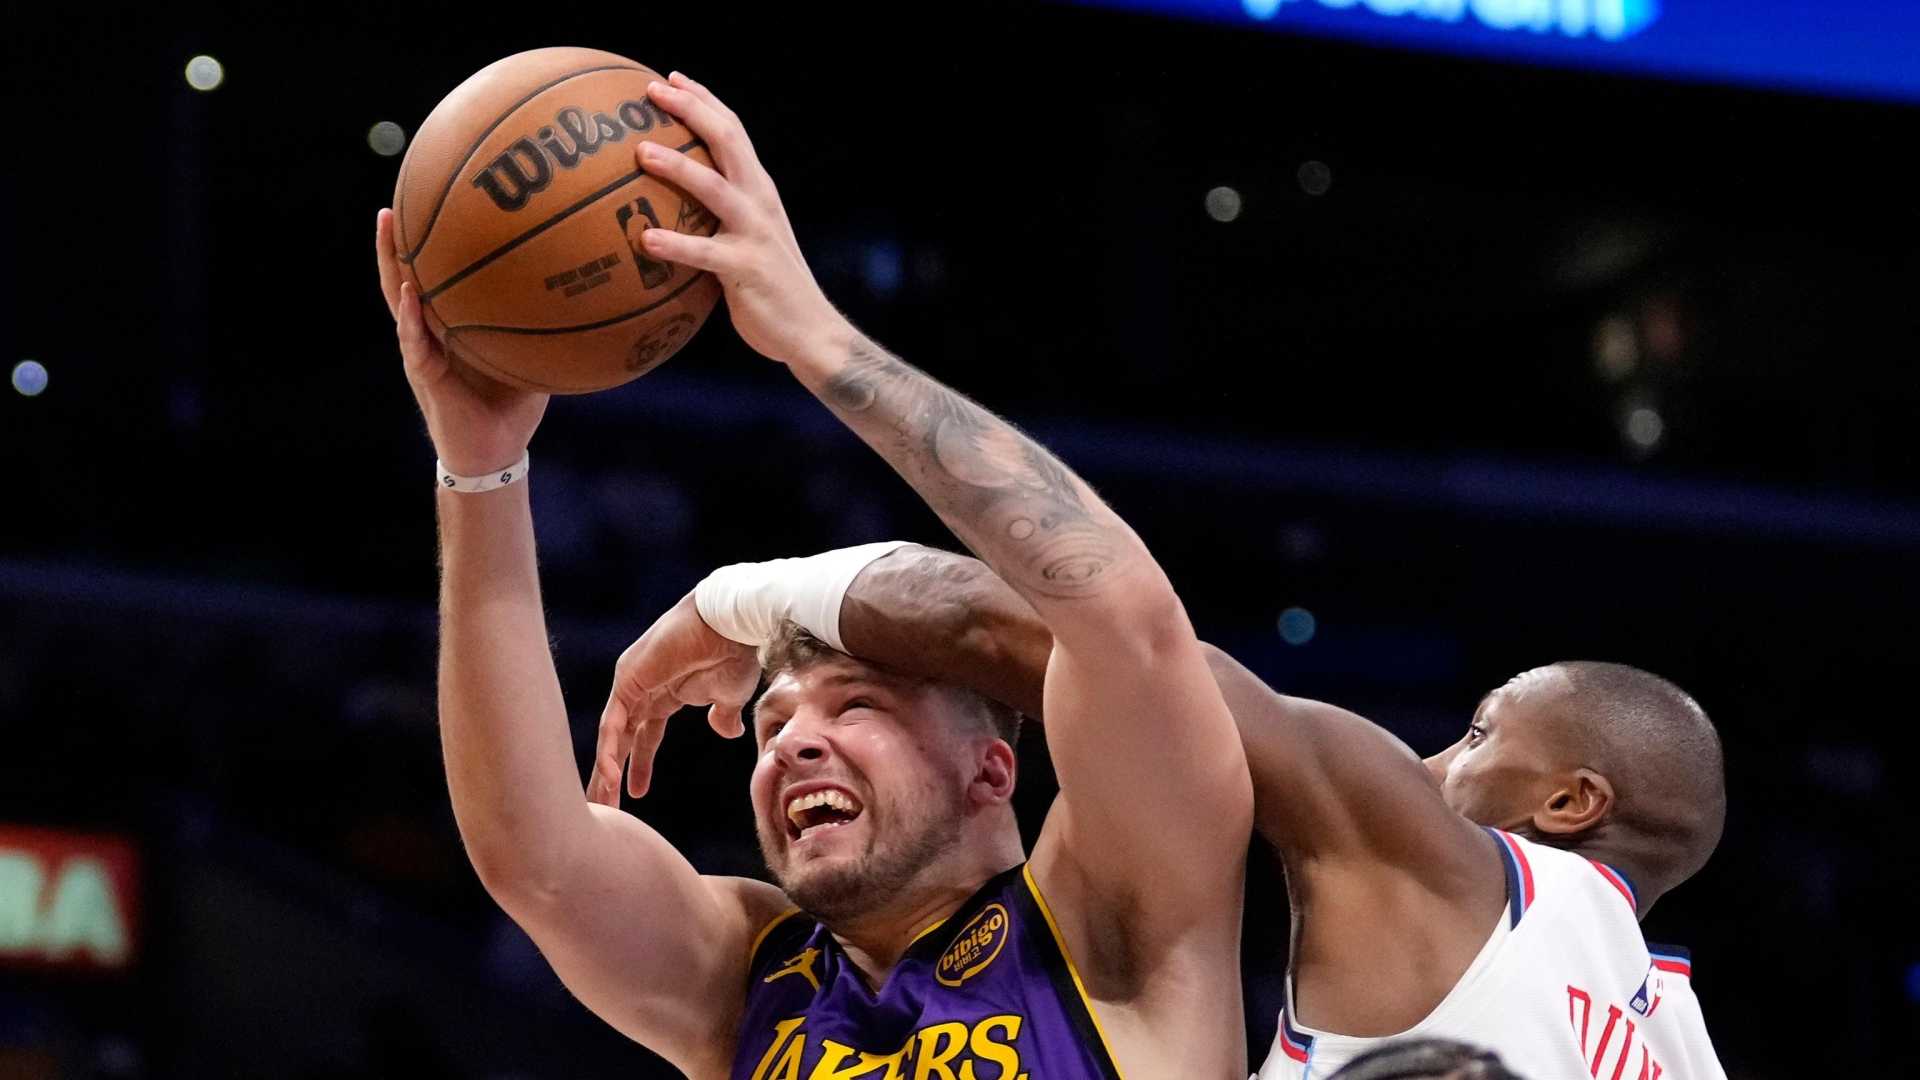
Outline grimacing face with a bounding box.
[747,658,980,923]
[1422,666,1576,832]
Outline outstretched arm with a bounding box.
[634,73,1251,931]
[377,211,776,1075]
[834,554,1516,1037]
[839,547,1495,889]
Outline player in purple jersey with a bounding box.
[718,544,1730,1075]
[379,70,1253,1080]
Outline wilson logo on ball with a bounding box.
[470,98,679,212]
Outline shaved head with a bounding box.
[1544,661,1726,894]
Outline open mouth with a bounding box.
[784,786,864,843]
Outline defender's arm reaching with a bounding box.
[835,545,1504,1029]
[839,545,1492,873]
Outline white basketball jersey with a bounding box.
[1257,829,1727,1080]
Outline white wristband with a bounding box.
[694,541,914,651]
[437,451,530,493]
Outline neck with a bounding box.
[827,831,1024,990]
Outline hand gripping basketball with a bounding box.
[629,74,850,366]
[376,208,550,476]
[589,591,762,805]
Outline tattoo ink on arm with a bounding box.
[816,339,1128,604]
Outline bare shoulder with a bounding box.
[705,874,801,967]
[709,874,796,922]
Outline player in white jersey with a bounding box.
[1266,828,1723,1079]
[596,545,1732,1079]
[1243,659,1729,1080]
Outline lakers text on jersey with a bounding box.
[733,864,1124,1080]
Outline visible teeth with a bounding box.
[785,788,860,825]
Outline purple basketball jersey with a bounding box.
[732,863,1124,1080]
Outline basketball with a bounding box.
[392,47,722,394]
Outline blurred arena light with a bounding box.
[1205,185,1243,223]
[1592,316,1638,382]
[1297,160,1333,196]
[1621,400,1666,456]
[367,121,407,157]
[860,241,905,297]
[1640,294,1687,363]
[1278,606,1317,646]
[12,360,47,397]
[184,55,224,92]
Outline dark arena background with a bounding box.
[3,3,1916,1077]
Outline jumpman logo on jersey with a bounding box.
[764,946,823,992]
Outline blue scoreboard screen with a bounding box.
[1073,1,1920,105]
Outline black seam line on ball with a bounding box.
[402,63,643,263]
[420,136,707,303]
[446,269,710,335]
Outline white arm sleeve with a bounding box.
[692,541,914,651]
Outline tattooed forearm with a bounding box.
[820,339,1131,601]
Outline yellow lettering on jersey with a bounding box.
[749,1017,808,1080]
[960,1015,1025,1080]
[807,1040,908,1080]
[909,1022,970,1080]
[749,1015,1026,1080]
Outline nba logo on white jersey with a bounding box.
[1627,948,1690,1021]
[1629,968,1662,1016]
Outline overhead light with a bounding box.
[1278,606,1317,646]
[367,121,407,157]
[185,55,224,92]
[11,360,47,397]
[1621,401,1665,455]
[1205,185,1243,223]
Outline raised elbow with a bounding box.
[1080,580,1196,663]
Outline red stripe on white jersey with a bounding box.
[1587,859,1637,912]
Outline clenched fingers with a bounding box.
[646,78,767,191]
[636,140,750,226]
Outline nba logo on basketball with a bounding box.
[615,198,675,289]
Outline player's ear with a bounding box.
[1533,767,1613,838]
[968,737,1016,807]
